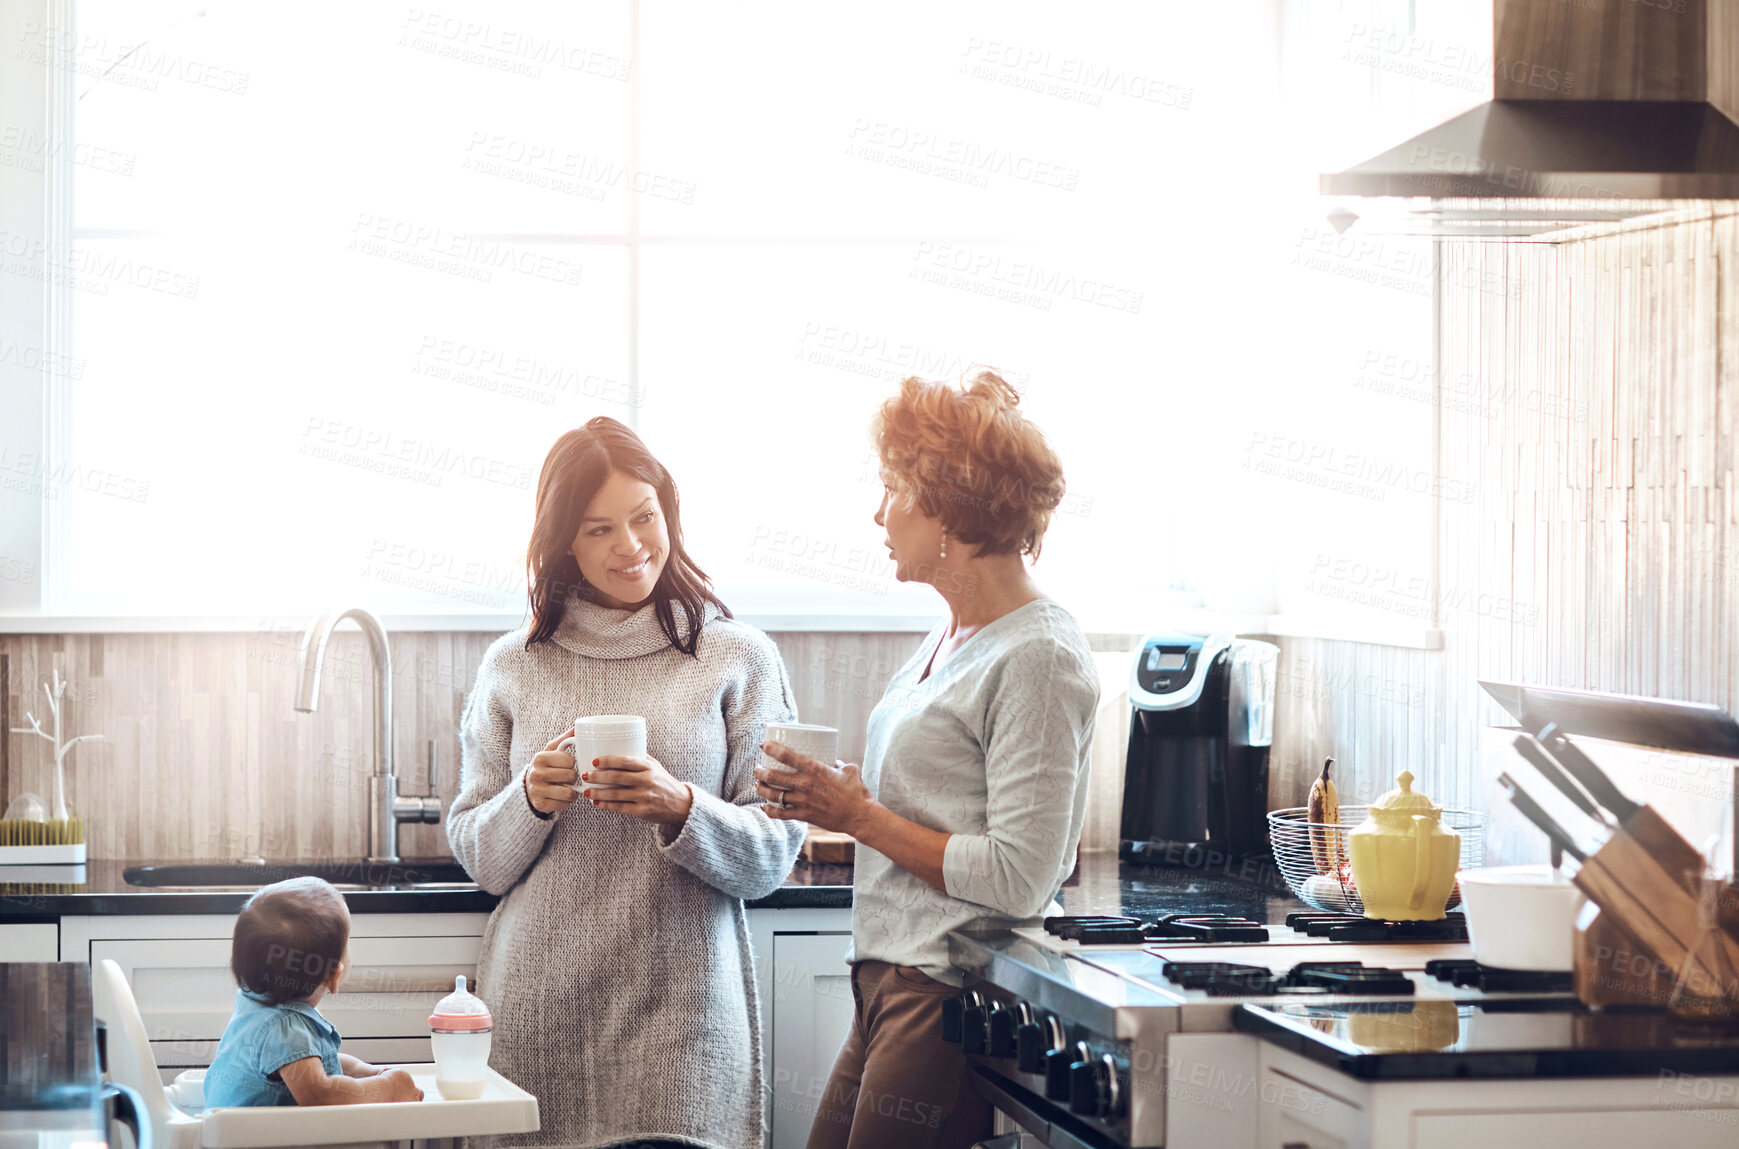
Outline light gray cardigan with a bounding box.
[448,593,804,1149]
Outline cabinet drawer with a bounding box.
[149,1036,434,1071]
[1258,1066,1363,1149]
[0,923,57,962]
[93,935,481,1042]
[1413,1109,1739,1148]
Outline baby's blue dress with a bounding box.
[204,990,343,1107]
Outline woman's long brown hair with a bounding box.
[525,417,728,656]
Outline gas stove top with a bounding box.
[1017,910,1470,956]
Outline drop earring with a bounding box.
[939,531,948,560]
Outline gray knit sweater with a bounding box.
[447,593,805,1149]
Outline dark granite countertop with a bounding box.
[0,847,1287,921]
[0,857,854,917]
[1055,848,1309,924]
[1236,999,1739,1079]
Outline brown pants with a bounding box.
[804,960,994,1149]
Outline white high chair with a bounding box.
[94,959,539,1149]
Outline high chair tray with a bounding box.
[199,1065,539,1148]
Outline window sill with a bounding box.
[1260,614,1444,651]
[0,612,941,635]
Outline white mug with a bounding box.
[762,722,839,774]
[560,715,647,793]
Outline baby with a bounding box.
[204,876,423,1107]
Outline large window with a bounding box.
[1,1,1486,633]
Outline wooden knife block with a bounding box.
[1571,799,1739,1009]
[1575,902,1679,1008]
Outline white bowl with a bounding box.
[1457,865,1586,972]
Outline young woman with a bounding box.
[448,417,805,1149]
[757,371,1100,1149]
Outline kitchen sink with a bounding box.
[123,858,476,889]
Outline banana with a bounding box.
[1307,756,1341,874]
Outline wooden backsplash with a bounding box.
[0,629,933,861]
[1273,207,1739,865]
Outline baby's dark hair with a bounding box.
[231,876,349,1005]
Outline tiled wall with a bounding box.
[1274,207,1739,866]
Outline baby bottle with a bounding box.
[428,975,493,1100]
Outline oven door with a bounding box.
[967,1063,1134,1149]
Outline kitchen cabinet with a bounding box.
[747,906,854,1149]
[0,922,57,961]
[56,903,855,1143]
[61,912,489,1072]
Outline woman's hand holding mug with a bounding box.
[583,755,694,825]
[525,729,581,816]
[755,741,874,834]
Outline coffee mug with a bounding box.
[762,722,839,774]
[560,715,647,794]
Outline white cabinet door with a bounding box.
[0,923,56,962]
[769,932,854,1149]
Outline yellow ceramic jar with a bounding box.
[1346,770,1460,921]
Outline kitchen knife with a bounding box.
[1497,772,1591,862]
[1511,735,1611,826]
[1535,722,1642,823]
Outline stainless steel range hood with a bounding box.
[1323,0,1739,238]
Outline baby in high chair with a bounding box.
[204,876,424,1107]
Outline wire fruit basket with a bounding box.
[1268,806,1486,915]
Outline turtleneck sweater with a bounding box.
[447,592,804,1149]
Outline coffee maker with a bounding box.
[1120,632,1279,863]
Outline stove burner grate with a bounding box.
[1043,912,1270,946]
[1424,958,1573,994]
[1158,958,1415,998]
[1147,913,1270,943]
[1285,910,1469,943]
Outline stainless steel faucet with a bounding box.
[294,607,441,863]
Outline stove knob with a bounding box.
[960,999,989,1056]
[1019,1011,1062,1074]
[1099,1053,1126,1119]
[987,1002,1018,1058]
[941,991,981,1044]
[1042,1048,1074,1100]
[1068,1056,1104,1116]
[1056,1041,1093,1109]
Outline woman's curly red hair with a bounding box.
[871,368,1065,559]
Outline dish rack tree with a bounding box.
[9,666,104,825]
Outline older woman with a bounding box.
[758,371,1100,1149]
[448,417,805,1149]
